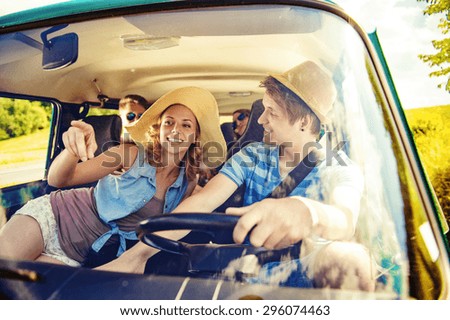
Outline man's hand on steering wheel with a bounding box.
[226,197,315,249]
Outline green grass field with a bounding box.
[404,105,450,178]
[0,128,50,167]
[404,104,450,229]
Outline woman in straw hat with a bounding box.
[105,61,375,290]
[0,86,226,269]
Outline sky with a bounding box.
[336,0,449,109]
[1,0,449,109]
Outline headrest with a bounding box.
[220,122,236,149]
[226,99,264,160]
[83,114,122,156]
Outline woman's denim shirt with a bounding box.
[91,151,189,256]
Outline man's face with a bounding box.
[232,111,249,137]
[258,92,298,145]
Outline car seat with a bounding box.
[83,114,122,156]
[46,114,122,191]
[226,99,264,160]
[220,122,236,150]
[214,99,265,212]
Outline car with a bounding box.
[0,0,449,300]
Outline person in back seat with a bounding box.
[232,108,250,140]
[0,87,226,271]
[118,94,150,143]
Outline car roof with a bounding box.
[0,0,162,28]
[0,0,338,29]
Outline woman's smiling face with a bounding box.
[159,104,198,156]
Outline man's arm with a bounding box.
[227,185,361,249]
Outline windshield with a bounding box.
[0,2,447,300]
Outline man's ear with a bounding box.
[299,115,313,131]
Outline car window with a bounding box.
[0,97,53,188]
[86,108,118,117]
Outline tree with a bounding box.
[418,0,450,92]
[0,98,50,140]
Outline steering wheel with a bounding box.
[137,213,301,275]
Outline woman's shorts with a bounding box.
[15,195,81,267]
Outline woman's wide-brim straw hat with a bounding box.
[125,86,226,162]
[269,61,337,123]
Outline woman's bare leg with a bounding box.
[36,254,66,265]
[0,215,45,261]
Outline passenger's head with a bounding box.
[118,94,150,127]
[155,104,200,163]
[232,108,251,138]
[260,61,336,137]
[126,87,226,179]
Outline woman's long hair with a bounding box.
[145,114,202,182]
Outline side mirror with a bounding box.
[41,25,78,70]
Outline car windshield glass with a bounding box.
[0,3,446,300]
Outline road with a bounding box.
[0,162,45,187]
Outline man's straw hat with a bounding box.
[270,61,337,123]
